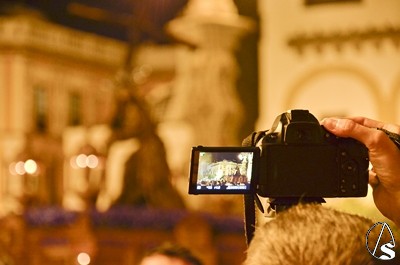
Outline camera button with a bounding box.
[342,160,357,175]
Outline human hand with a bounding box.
[321,117,400,227]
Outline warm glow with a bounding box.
[86,154,99,169]
[72,154,99,169]
[76,154,88,168]
[10,160,39,175]
[77,252,90,265]
[70,156,79,169]
[24,159,38,174]
[15,161,26,175]
[8,162,17,175]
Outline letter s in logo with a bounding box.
[366,222,396,260]
[380,242,396,260]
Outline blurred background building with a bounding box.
[0,0,398,264]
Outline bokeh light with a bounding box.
[72,154,99,169]
[77,252,91,265]
[24,159,38,174]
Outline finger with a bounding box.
[346,117,386,129]
[347,117,400,134]
[321,118,381,146]
[369,170,380,188]
[322,118,400,157]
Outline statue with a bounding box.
[96,74,185,211]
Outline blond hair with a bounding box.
[245,204,397,265]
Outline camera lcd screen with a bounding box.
[189,146,259,194]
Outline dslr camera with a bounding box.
[188,109,369,199]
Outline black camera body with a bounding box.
[256,109,369,198]
[189,109,369,199]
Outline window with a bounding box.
[33,87,47,132]
[69,92,82,126]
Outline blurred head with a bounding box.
[140,254,193,265]
[139,243,202,265]
[245,203,398,265]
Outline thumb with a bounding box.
[321,118,370,143]
[321,118,396,154]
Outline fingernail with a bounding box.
[322,118,338,130]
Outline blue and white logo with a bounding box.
[366,222,396,260]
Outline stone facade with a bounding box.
[258,0,400,127]
[0,14,125,213]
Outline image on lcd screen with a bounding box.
[195,151,254,192]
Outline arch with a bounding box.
[284,65,384,120]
